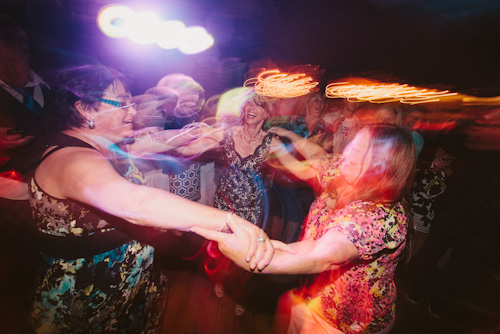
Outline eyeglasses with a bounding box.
[97,98,136,109]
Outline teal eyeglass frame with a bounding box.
[96,98,135,108]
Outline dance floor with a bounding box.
[0,231,497,334]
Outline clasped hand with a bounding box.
[191,216,294,271]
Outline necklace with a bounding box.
[240,127,263,145]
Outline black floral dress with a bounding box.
[29,135,167,334]
[213,128,273,226]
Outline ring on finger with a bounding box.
[258,236,265,243]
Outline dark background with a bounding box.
[2,0,500,98]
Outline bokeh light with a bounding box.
[97,5,214,54]
[178,26,214,55]
[97,5,133,39]
[156,20,186,50]
[126,11,162,45]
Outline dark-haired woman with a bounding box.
[194,125,415,334]
[28,65,280,333]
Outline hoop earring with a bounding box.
[87,118,95,129]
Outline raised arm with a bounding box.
[268,127,327,170]
[269,136,317,182]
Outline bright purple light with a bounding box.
[97,4,214,54]
[97,5,133,38]
[127,11,162,45]
[156,20,186,50]
[178,26,214,55]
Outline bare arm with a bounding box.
[268,127,327,170]
[129,126,212,156]
[35,147,273,270]
[269,137,317,182]
[175,127,224,156]
[0,177,28,200]
[192,219,359,274]
[129,128,185,155]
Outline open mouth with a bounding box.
[247,111,257,119]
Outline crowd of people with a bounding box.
[1,13,499,334]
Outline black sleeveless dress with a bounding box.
[213,128,274,227]
[29,134,167,333]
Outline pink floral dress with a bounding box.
[298,154,408,334]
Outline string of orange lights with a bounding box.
[325,82,460,105]
[244,69,319,98]
[244,67,499,105]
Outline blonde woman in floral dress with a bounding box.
[194,125,415,334]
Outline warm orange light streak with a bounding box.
[462,96,500,105]
[326,82,459,105]
[244,69,319,98]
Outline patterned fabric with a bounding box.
[169,162,201,201]
[28,137,167,334]
[213,128,273,226]
[317,153,343,188]
[298,154,408,334]
[411,169,447,233]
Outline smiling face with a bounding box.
[87,80,137,141]
[243,98,269,125]
[305,93,325,119]
[340,129,374,184]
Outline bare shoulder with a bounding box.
[41,146,109,172]
[35,146,117,198]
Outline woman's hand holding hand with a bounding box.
[191,216,295,271]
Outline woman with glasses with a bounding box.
[28,65,285,333]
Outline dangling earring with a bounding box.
[87,118,95,129]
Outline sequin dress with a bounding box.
[213,128,274,226]
[297,154,408,334]
[29,135,167,334]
